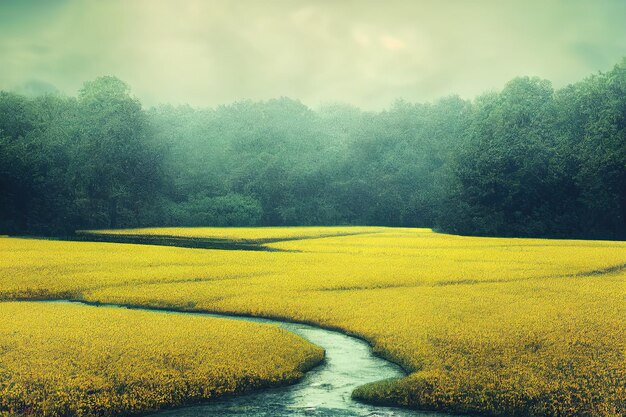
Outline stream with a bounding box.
[62,301,451,417]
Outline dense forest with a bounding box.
[1,59,624,239]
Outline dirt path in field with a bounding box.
[55,230,385,251]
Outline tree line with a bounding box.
[1,59,624,239]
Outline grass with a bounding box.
[1,227,625,416]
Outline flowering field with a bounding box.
[78,226,385,243]
[0,302,323,417]
[1,227,625,416]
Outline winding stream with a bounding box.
[59,301,449,417]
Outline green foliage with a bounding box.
[443,78,561,236]
[164,193,262,227]
[0,61,624,239]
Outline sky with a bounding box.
[1,0,625,110]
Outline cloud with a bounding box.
[0,0,625,110]
[380,35,406,51]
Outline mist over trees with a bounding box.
[1,60,624,239]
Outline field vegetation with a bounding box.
[1,227,625,416]
[79,226,385,243]
[0,301,323,417]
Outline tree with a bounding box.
[444,77,561,236]
[75,76,160,229]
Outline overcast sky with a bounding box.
[1,0,625,109]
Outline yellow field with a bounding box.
[0,302,323,417]
[78,226,386,242]
[1,227,625,416]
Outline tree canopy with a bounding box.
[1,60,625,239]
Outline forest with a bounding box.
[0,59,624,240]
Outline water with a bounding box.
[53,301,449,417]
[142,312,446,417]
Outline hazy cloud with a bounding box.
[0,0,625,109]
